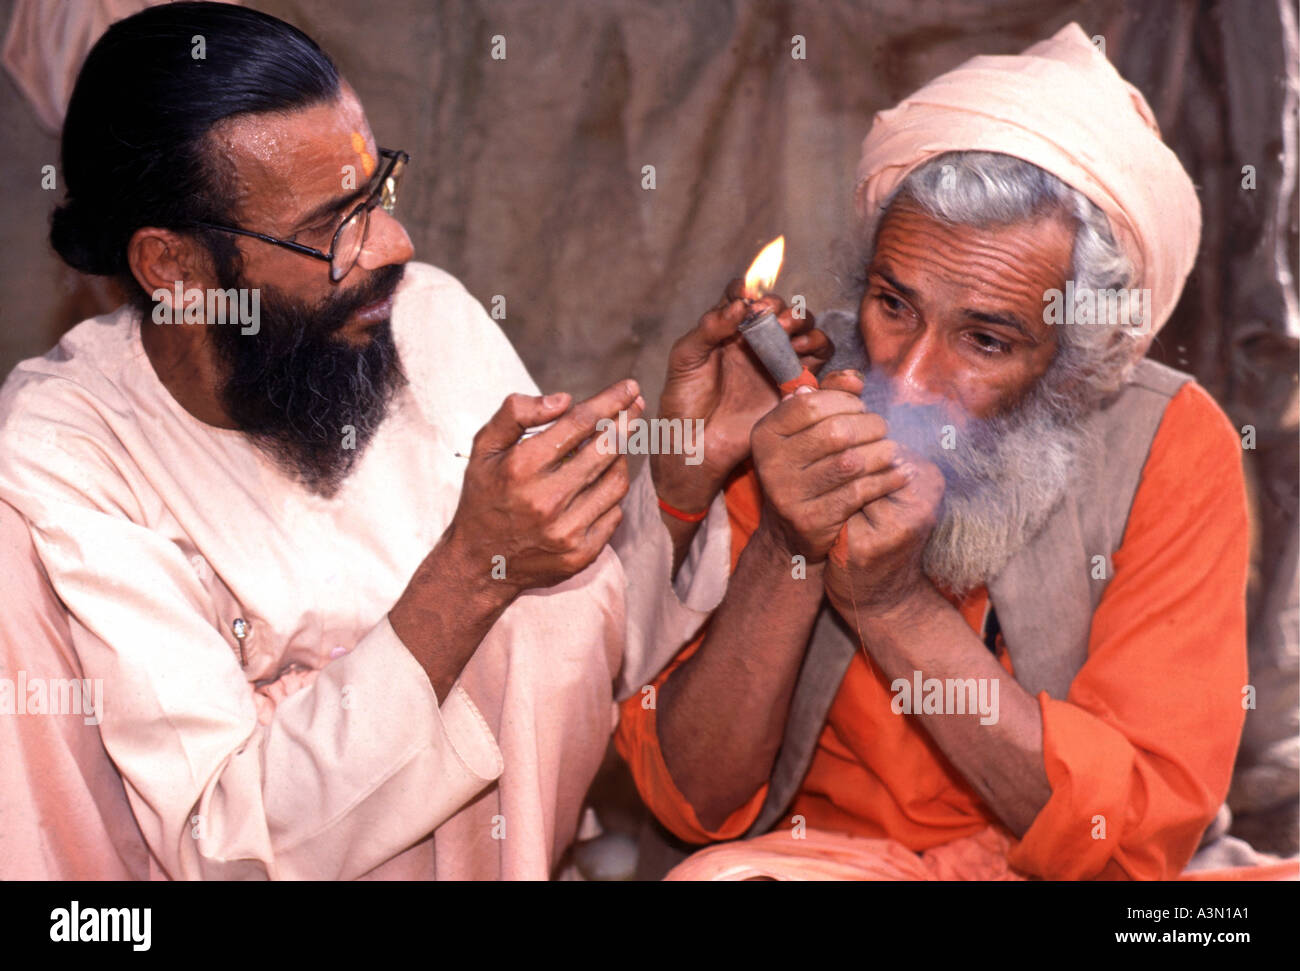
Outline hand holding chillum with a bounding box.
[653,277,829,513]
[751,370,913,565]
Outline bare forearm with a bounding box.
[659,511,704,578]
[389,524,517,703]
[843,585,1052,835]
[657,526,824,830]
[650,458,719,578]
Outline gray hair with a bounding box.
[846,151,1142,406]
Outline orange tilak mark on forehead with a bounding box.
[351,131,376,177]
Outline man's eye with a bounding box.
[970,332,1011,355]
[290,220,334,244]
[875,292,905,315]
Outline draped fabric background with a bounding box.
[2,0,1296,858]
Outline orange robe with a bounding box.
[617,383,1259,880]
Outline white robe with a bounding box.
[0,261,730,879]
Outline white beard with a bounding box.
[859,367,1095,597]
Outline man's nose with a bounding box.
[889,330,949,408]
[356,208,414,272]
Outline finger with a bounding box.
[555,397,643,495]
[819,368,865,397]
[799,434,900,496]
[760,387,868,438]
[811,463,913,524]
[473,391,572,456]
[778,305,817,338]
[723,277,748,304]
[790,327,831,360]
[530,379,640,462]
[581,500,626,557]
[856,456,942,533]
[894,455,946,512]
[564,457,631,532]
[746,293,787,321]
[697,296,752,345]
[785,411,890,472]
[671,299,751,374]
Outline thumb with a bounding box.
[474,391,571,455]
[819,368,865,397]
[669,298,748,374]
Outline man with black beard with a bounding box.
[0,3,817,880]
[618,25,1254,881]
[208,259,408,497]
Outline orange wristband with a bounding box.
[657,496,709,523]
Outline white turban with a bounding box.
[854,22,1201,349]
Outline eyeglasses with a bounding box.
[192,147,409,283]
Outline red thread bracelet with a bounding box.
[657,496,709,523]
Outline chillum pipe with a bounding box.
[738,308,820,394]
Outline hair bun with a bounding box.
[50,199,121,276]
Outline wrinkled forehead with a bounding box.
[870,198,1076,282]
[206,85,378,232]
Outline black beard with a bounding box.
[209,263,408,498]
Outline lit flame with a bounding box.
[743,235,785,300]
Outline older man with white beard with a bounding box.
[616,24,1255,881]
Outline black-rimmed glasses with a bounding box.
[192,147,409,283]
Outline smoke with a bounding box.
[857,364,1093,595]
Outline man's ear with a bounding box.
[127,227,213,303]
